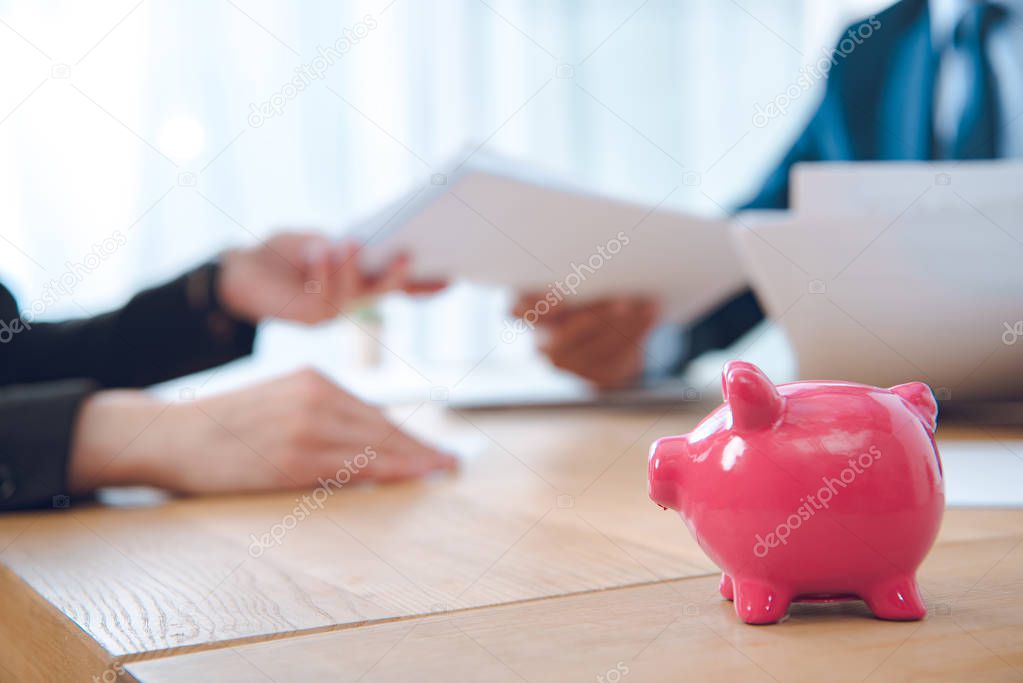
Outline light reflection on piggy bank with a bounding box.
[649,360,943,625]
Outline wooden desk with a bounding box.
[126,520,1023,683]
[0,406,1020,682]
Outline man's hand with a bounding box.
[218,232,446,324]
[68,369,456,495]
[513,295,659,389]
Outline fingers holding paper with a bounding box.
[513,294,660,389]
[315,242,447,301]
[218,232,447,324]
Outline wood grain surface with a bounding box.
[126,508,1023,682]
[1,405,1019,682]
[0,406,713,669]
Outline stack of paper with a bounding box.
[733,161,1023,399]
[346,152,746,324]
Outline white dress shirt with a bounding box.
[932,0,1023,157]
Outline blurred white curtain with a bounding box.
[0,0,890,382]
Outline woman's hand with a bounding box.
[218,231,446,324]
[68,369,457,495]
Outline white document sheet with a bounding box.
[938,440,1023,507]
[791,160,1023,214]
[732,160,1023,399]
[345,153,746,323]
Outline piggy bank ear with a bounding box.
[889,382,938,433]
[722,361,783,432]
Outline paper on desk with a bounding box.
[345,152,747,323]
[791,160,1023,214]
[938,440,1023,507]
[732,198,1023,399]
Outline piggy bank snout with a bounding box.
[648,436,687,511]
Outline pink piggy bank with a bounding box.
[649,360,943,625]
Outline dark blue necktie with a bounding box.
[950,2,1008,159]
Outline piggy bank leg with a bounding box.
[733,579,791,625]
[719,573,734,601]
[862,576,926,621]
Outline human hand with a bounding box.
[68,369,457,495]
[512,295,659,389]
[217,231,446,324]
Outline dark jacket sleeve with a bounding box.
[672,0,891,373]
[0,380,97,510]
[0,262,257,510]
[669,90,831,374]
[1,262,256,388]
[675,114,824,370]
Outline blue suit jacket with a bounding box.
[683,0,940,368]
